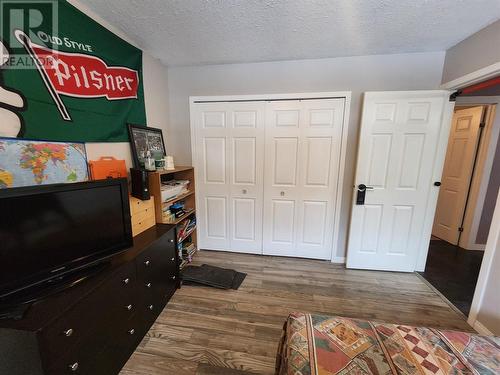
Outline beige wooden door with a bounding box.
[432,106,484,244]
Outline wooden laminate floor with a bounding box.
[120,250,473,375]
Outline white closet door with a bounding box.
[193,102,265,253]
[229,102,265,253]
[262,99,345,259]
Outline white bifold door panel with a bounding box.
[262,99,344,259]
[193,102,265,253]
[432,107,483,245]
[346,91,451,272]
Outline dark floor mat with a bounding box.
[181,264,246,290]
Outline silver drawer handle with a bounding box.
[69,362,79,371]
[171,276,176,280]
[144,260,151,266]
[146,282,152,288]
[125,304,133,311]
[128,329,135,335]
[123,278,130,285]
[149,305,154,311]
[171,257,175,261]
[63,328,74,337]
[169,239,174,243]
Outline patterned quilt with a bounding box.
[276,313,500,375]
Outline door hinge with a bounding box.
[458,227,464,232]
[479,122,486,128]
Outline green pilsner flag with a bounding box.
[1,0,146,142]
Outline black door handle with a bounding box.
[358,184,374,191]
[356,184,374,205]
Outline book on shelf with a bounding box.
[182,242,197,256]
[177,216,196,241]
[177,240,197,266]
[160,180,190,202]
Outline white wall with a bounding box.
[469,189,500,335]
[442,19,500,84]
[67,0,169,169]
[167,52,446,258]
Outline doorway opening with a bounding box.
[420,78,500,316]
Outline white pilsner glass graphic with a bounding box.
[0,40,25,137]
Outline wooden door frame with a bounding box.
[189,92,352,262]
[437,64,500,328]
[416,65,500,271]
[456,104,498,251]
[441,62,500,91]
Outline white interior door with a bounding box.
[262,99,345,259]
[193,102,265,253]
[346,91,451,272]
[432,107,483,244]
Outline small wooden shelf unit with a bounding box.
[148,166,197,269]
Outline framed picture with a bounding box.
[128,124,166,168]
[0,137,89,188]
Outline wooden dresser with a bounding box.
[129,196,156,237]
[0,225,178,375]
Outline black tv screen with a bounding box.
[0,179,133,298]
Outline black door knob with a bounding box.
[434,181,441,186]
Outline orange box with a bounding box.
[89,156,127,180]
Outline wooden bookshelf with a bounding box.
[148,166,197,270]
[162,190,195,206]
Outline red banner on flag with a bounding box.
[31,44,139,101]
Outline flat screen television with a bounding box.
[0,179,133,299]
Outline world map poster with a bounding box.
[0,138,88,188]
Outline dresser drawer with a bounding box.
[39,263,136,369]
[132,214,156,237]
[131,205,155,225]
[136,230,177,304]
[130,196,156,236]
[89,313,149,375]
[47,351,100,375]
[129,196,154,215]
[46,315,142,375]
[141,292,169,324]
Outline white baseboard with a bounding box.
[332,256,346,264]
[470,319,494,335]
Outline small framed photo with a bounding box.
[128,124,166,168]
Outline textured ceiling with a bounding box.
[77,0,500,66]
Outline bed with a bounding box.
[276,312,500,375]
